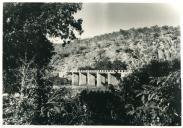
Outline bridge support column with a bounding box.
[97,72,101,87]
[87,73,96,86]
[72,72,74,86]
[101,74,107,86]
[109,74,119,86]
[72,73,79,86]
[121,72,125,81]
[108,73,111,85]
[79,72,87,86]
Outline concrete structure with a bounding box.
[66,70,130,87]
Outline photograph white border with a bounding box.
[0,0,182,128]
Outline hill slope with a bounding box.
[50,25,180,75]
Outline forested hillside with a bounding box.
[51,25,180,74]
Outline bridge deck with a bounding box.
[53,85,109,90]
[68,70,127,73]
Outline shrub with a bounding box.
[79,46,87,51]
[59,53,70,58]
[3,93,36,125]
[121,59,181,125]
[45,88,90,125]
[3,58,53,125]
[3,62,38,124]
[79,90,128,125]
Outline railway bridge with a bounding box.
[59,70,131,87]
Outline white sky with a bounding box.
[49,3,181,43]
[74,3,180,39]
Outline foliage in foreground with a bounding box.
[79,59,181,125]
[3,2,83,93]
[121,59,181,125]
[3,59,181,125]
[3,88,87,125]
[3,2,83,125]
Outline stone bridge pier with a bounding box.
[72,72,79,85]
[87,73,96,86]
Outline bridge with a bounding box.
[59,70,131,87]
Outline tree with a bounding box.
[3,2,83,92]
[3,3,83,124]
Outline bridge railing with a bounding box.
[68,70,126,73]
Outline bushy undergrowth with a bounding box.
[79,90,128,125]
[43,88,89,125]
[3,59,181,125]
[78,59,181,125]
[3,93,36,124]
[120,59,181,125]
[3,87,87,125]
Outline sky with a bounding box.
[74,3,180,39]
[50,3,181,43]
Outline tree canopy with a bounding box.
[3,3,83,93]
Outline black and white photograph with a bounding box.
[2,0,182,126]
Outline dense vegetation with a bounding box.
[3,3,83,125]
[121,59,181,125]
[41,59,181,125]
